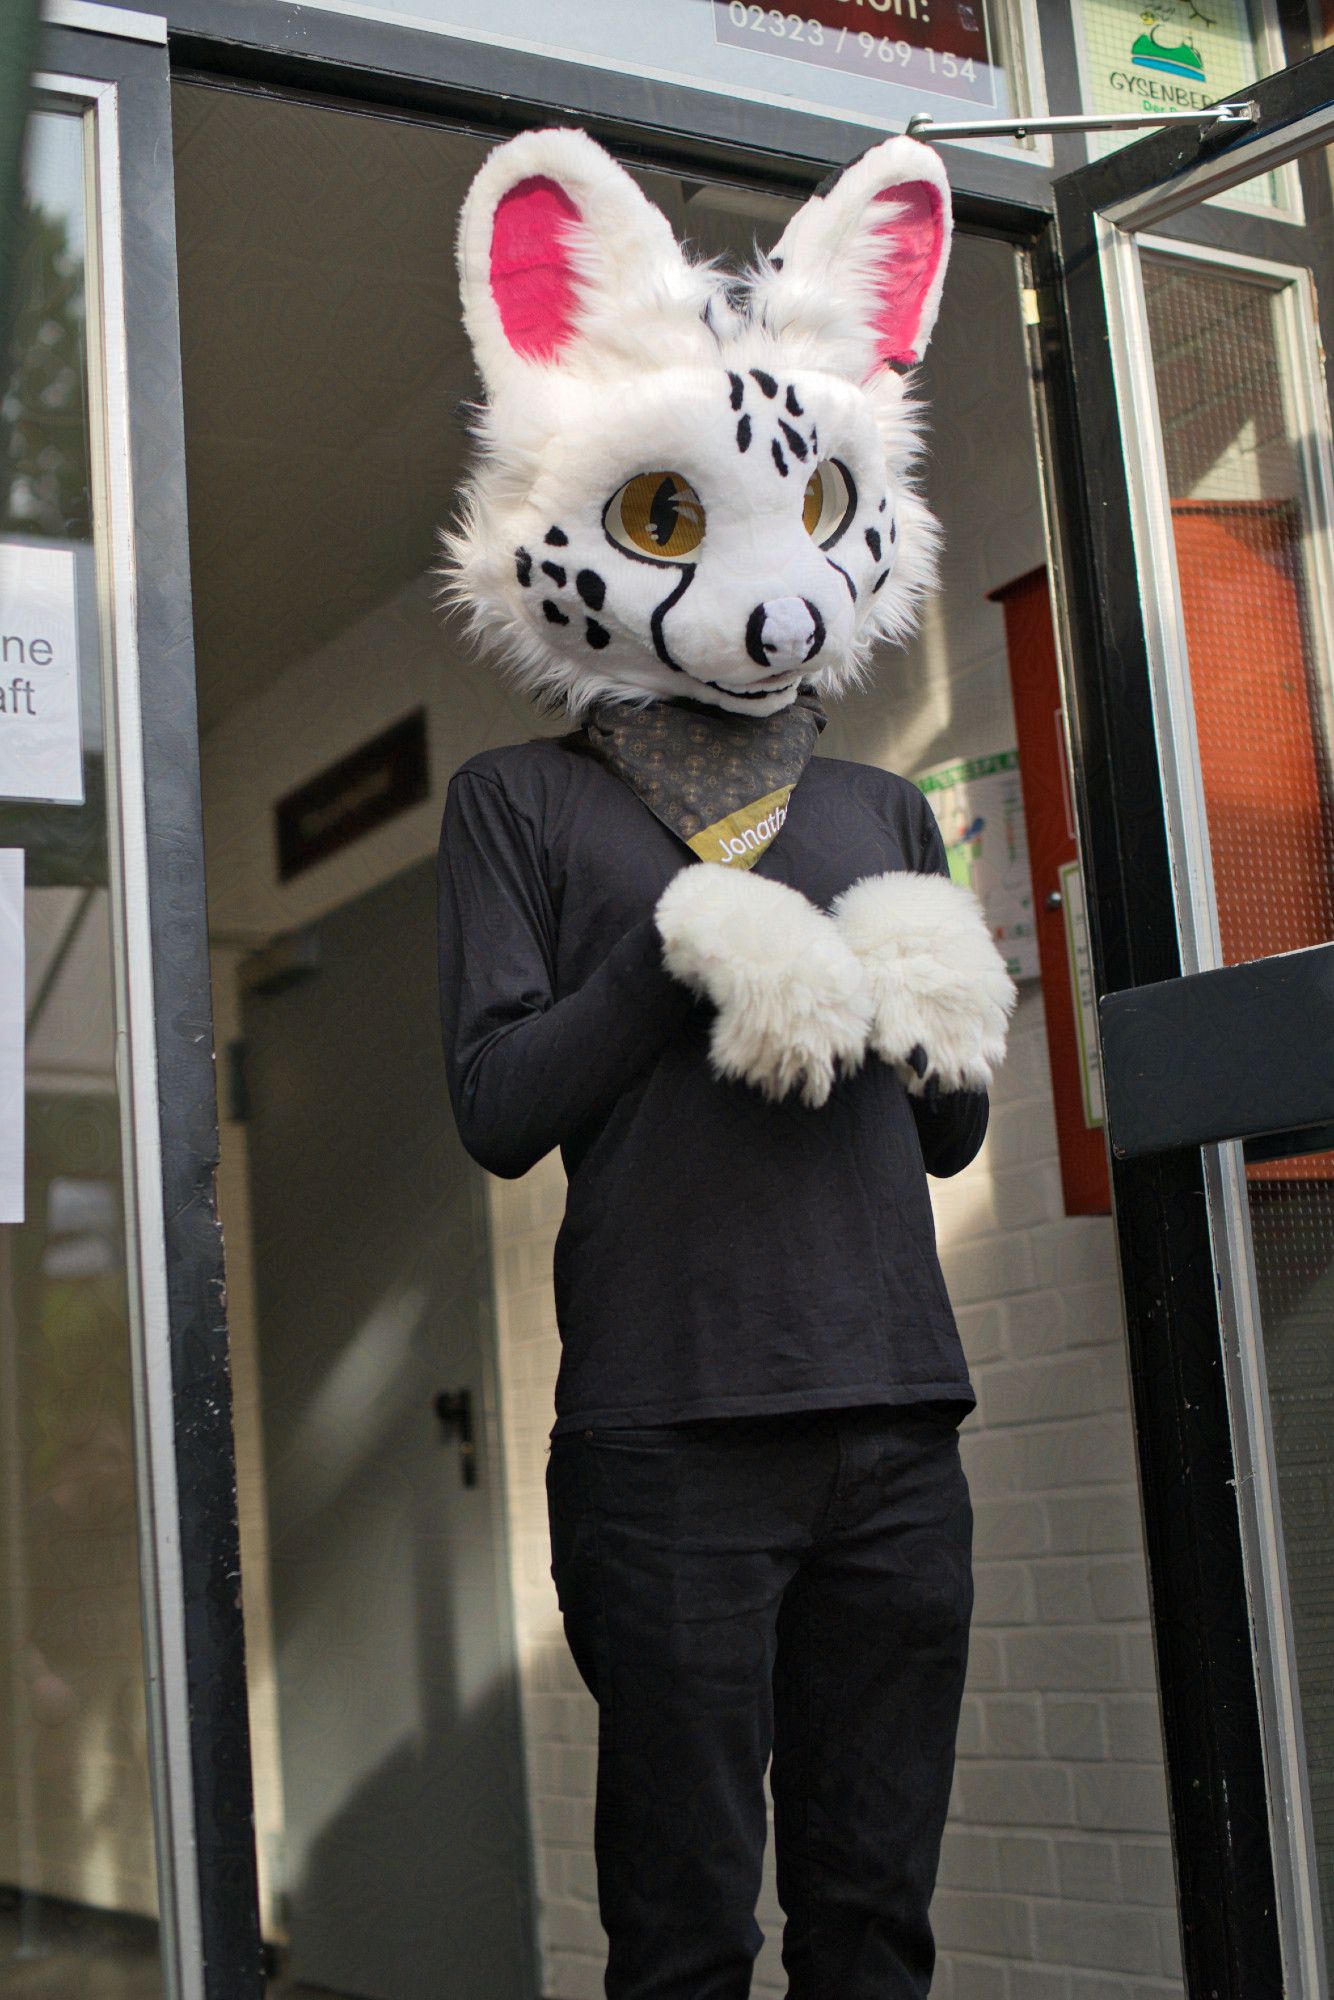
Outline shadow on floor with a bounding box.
[0,1900,343,1998]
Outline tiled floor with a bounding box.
[0,1906,343,1998]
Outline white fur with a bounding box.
[455,125,720,397]
[831,871,1017,1094]
[655,866,873,1109]
[441,128,951,719]
[748,138,953,380]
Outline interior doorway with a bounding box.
[171,78,1182,2000]
[173,88,547,2000]
[239,858,531,2000]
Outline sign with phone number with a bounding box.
[714,0,1001,108]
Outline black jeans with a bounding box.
[545,1402,974,2000]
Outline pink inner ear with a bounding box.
[869,181,944,369]
[489,175,583,362]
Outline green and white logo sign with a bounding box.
[1130,21,1207,82]
[1077,0,1260,119]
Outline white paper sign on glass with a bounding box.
[0,850,25,1224]
[916,747,1040,982]
[0,542,84,805]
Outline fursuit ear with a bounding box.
[751,136,952,381]
[456,126,708,394]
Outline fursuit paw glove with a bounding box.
[830,871,1017,1096]
[655,866,873,1109]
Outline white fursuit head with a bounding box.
[442,125,950,719]
[442,127,1016,1107]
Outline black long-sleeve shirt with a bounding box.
[437,731,987,1435]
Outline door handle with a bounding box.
[433,1389,478,1488]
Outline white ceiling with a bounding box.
[174,86,488,733]
[171,83,792,736]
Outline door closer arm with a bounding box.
[907,103,1258,144]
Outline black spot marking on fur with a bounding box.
[873,569,891,594]
[810,425,818,456]
[543,600,569,625]
[828,558,857,603]
[576,569,606,610]
[545,526,569,547]
[771,254,785,270]
[779,420,808,462]
[785,384,803,418]
[889,518,897,543]
[737,415,752,453]
[542,560,566,587]
[771,439,789,477]
[728,371,745,411]
[865,527,882,562]
[879,497,887,513]
[585,618,610,650]
[515,548,532,587]
[750,369,778,399]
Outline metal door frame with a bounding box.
[1040,47,1334,1999]
[25,13,264,1999]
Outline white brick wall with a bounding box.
[486,985,1185,2000]
[930,987,1183,2000]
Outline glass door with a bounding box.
[3,13,264,1999]
[1046,47,1334,2000]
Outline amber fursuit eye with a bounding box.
[606,472,706,560]
[801,459,855,548]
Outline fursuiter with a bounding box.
[436,125,1017,2000]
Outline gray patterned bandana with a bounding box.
[582,691,826,868]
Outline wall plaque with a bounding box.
[275,709,430,882]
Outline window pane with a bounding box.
[1248,1170,1334,1945]
[1140,166,1334,1969]
[1142,250,1334,975]
[0,106,163,1989]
